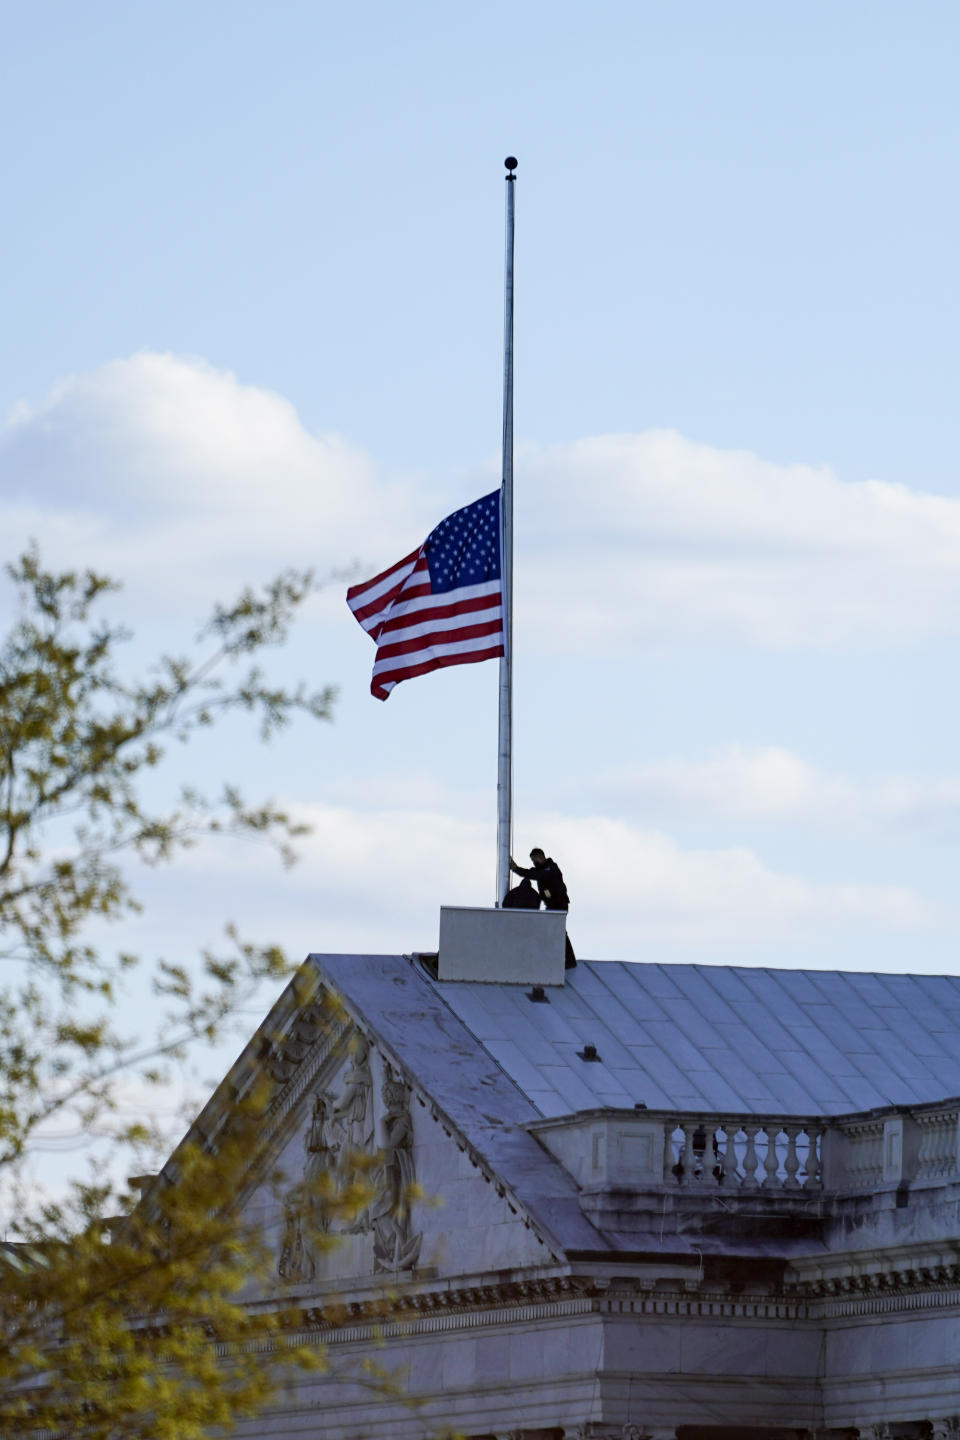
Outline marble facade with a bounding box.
[163,947,960,1439]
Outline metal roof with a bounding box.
[430,960,960,1118]
[311,953,606,1255]
[310,953,960,1257]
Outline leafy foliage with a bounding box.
[0,548,350,1436]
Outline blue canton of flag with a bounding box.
[425,490,502,593]
[346,490,506,699]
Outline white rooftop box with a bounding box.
[437,905,567,985]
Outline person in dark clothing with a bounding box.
[510,849,568,908]
[508,848,577,968]
[501,875,541,909]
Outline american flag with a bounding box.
[346,490,505,700]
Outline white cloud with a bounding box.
[588,745,960,829]
[517,430,960,648]
[542,813,930,946]
[178,800,931,953]
[0,352,434,613]
[6,356,960,648]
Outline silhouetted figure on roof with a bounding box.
[501,876,541,910]
[508,847,577,969]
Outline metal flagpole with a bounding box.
[496,156,517,906]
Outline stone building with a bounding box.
[175,910,960,1439]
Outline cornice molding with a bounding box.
[807,1283,960,1320]
[788,1250,960,1302]
[198,1261,960,1359]
[218,1288,599,1357]
[297,1273,603,1329]
[799,1262,960,1295]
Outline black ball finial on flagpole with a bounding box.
[504,156,518,172]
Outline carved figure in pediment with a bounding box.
[278,1094,338,1282]
[278,1039,425,1279]
[277,1190,312,1282]
[372,1066,422,1273]
[329,1034,374,1233]
[330,1034,374,1153]
[265,1042,296,1085]
[307,1091,334,1160]
[303,1093,338,1231]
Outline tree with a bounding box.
[0,548,373,1437]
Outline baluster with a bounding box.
[795,1126,809,1187]
[944,1112,960,1178]
[683,1122,701,1186]
[929,1116,943,1178]
[872,1122,884,1183]
[783,1124,801,1190]
[924,1116,939,1178]
[927,1115,945,1179]
[913,1118,926,1180]
[715,1123,732,1186]
[742,1124,760,1189]
[762,1125,780,1189]
[921,1117,938,1175]
[664,1123,678,1183]
[695,1123,712,1185]
[806,1125,823,1190]
[729,1123,746,1187]
[674,1123,691,1186]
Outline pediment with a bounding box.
[179,970,562,1296]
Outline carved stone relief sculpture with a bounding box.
[278,1034,422,1279]
[278,1033,373,1279]
[265,1000,329,1084]
[330,1034,374,1154]
[278,1092,338,1282]
[329,1033,375,1234]
[372,1064,422,1273]
[277,1189,312,1283]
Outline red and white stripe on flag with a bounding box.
[346,493,505,700]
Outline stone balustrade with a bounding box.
[528,1099,960,1198]
[664,1115,824,1192]
[823,1103,960,1191]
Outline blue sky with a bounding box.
[4,0,960,1018]
[6,2,960,489]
